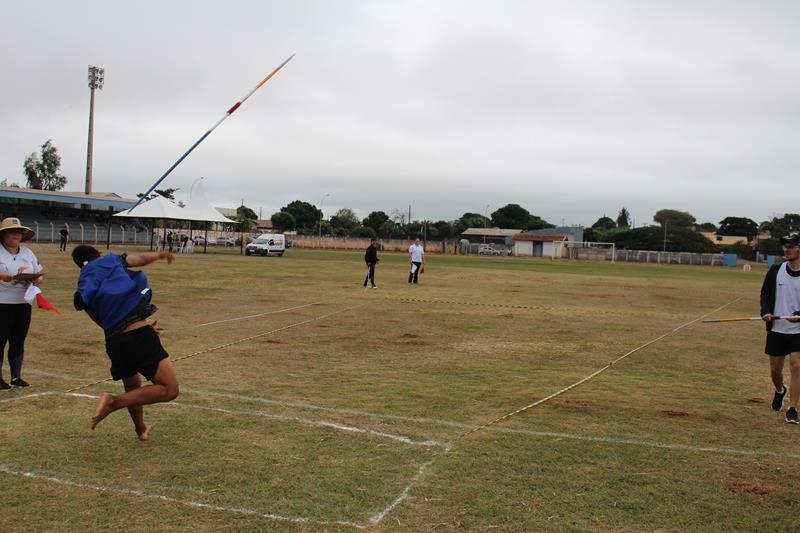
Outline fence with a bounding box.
[291,236,448,254]
[568,247,723,265]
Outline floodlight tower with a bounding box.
[85,65,105,195]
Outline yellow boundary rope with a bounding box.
[65,303,364,393]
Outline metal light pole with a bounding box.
[85,65,104,195]
[318,193,330,238]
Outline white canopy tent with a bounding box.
[114,182,237,252]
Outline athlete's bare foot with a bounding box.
[136,424,151,442]
[90,392,114,429]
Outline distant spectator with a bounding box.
[59,224,69,252]
[166,231,174,253]
[364,238,379,288]
[408,238,424,284]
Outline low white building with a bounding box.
[512,233,568,257]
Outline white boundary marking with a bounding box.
[64,392,444,448]
[0,465,366,529]
[22,370,799,460]
[0,391,55,404]
[5,391,447,528]
[194,301,322,327]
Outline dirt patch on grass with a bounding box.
[747,397,766,404]
[552,399,597,409]
[662,410,690,417]
[401,333,420,339]
[55,347,93,357]
[728,481,772,496]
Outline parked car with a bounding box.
[478,245,501,256]
[246,233,286,256]
[192,236,206,245]
[216,237,236,247]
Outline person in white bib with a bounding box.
[0,218,43,390]
[408,238,424,284]
[761,234,800,424]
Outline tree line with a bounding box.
[12,140,799,253]
[586,208,799,255]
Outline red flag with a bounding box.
[35,293,60,315]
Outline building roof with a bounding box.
[512,233,567,242]
[0,186,137,210]
[254,219,273,229]
[461,228,523,237]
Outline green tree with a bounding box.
[459,212,489,229]
[432,220,455,239]
[765,214,800,239]
[591,216,616,230]
[616,207,630,228]
[525,215,554,230]
[352,226,377,238]
[137,188,178,200]
[281,200,321,231]
[362,211,390,233]
[270,211,296,232]
[696,222,717,232]
[23,139,67,191]
[491,204,530,228]
[329,208,360,234]
[236,205,258,221]
[378,220,403,238]
[608,226,717,253]
[653,209,696,228]
[717,217,758,238]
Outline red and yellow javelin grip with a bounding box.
[130,53,295,212]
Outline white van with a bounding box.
[245,233,286,256]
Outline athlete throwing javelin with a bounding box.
[761,234,800,424]
[72,245,179,440]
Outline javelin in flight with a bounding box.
[129,53,295,212]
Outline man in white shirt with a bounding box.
[408,239,424,284]
[761,234,800,424]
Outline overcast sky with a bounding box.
[1,1,798,227]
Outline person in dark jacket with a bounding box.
[760,234,800,424]
[364,239,379,288]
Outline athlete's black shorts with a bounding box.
[105,325,169,381]
[765,331,800,357]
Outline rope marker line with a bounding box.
[194,301,322,327]
[459,297,744,439]
[65,303,364,393]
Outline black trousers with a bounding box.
[364,262,376,287]
[59,236,68,251]
[0,303,31,379]
[408,262,422,284]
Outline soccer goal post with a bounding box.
[552,241,616,262]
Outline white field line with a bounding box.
[368,455,443,525]
[0,391,55,404]
[64,392,444,449]
[0,465,366,530]
[24,370,798,460]
[194,301,322,327]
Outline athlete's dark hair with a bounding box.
[71,245,101,267]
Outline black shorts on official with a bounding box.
[765,331,800,357]
[105,325,169,381]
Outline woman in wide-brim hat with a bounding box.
[0,217,42,390]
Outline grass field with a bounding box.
[0,245,796,532]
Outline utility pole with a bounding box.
[85,65,104,195]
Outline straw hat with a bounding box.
[0,217,35,242]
